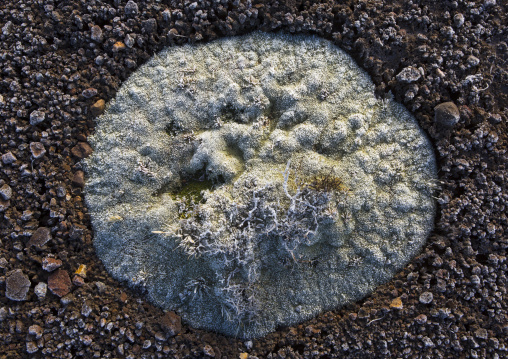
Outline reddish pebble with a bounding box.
[72,275,85,286]
[42,257,62,272]
[48,269,72,297]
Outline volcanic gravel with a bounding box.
[0,0,506,358]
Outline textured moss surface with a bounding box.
[85,32,437,338]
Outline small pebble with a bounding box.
[71,142,93,159]
[396,66,421,83]
[42,257,63,272]
[124,0,139,16]
[467,55,480,67]
[2,151,16,164]
[113,41,126,52]
[419,291,434,304]
[475,328,488,340]
[90,99,106,117]
[5,269,31,301]
[415,314,427,324]
[434,102,460,127]
[160,311,182,337]
[453,13,465,27]
[26,341,38,354]
[90,25,103,42]
[0,184,12,200]
[72,275,85,286]
[0,307,7,321]
[28,324,43,339]
[48,269,72,297]
[30,142,46,159]
[390,297,403,310]
[27,227,51,248]
[75,264,87,278]
[72,171,85,188]
[95,281,107,293]
[125,34,135,48]
[81,302,92,317]
[34,282,47,299]
[82,88,98,98]
[29,110,46,125]
[203,344,215,357]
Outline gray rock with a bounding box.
[6,269,31,301]
[434,102,460,127]
[124,34,135,48]
[34,282,47,299]
[467,55,480,67]
[27,227,51,248]
[82,88,98,98]
[0,184,12,200]
[90,25,103,42]
[29,110,46,125]
[124,0,139,16]
[1,151,16,164]
[396,66,421,83]
[2,21,12,35]
[475,328,488,340]
[28,324,43,339]
[453,13,465,27]
[419,291,434,304]
[81,302,92,317]
[26,341,38,354]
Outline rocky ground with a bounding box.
[0,0,506,358]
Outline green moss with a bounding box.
[172,178,214,203]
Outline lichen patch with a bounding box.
[85,32,437,339]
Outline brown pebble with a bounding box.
[71,142,93,159]
[90,99,106,117]
[160,311,182,337]
[113,41,126,52]
[27,227,51,248]
[48,269,72,297]
[72,275,85,286]
[72,171,85,187]
[120,291,128,302]
[434,102,460,127]
[29,142,46,159]
[390,297,403,310]
[42,257,63,272]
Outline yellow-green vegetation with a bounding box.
[306,172,348,194]
[171,178,215,219]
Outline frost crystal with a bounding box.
[85,32,437,338]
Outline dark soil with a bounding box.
[0,0,506,358]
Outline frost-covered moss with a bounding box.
[84,32,437,338]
